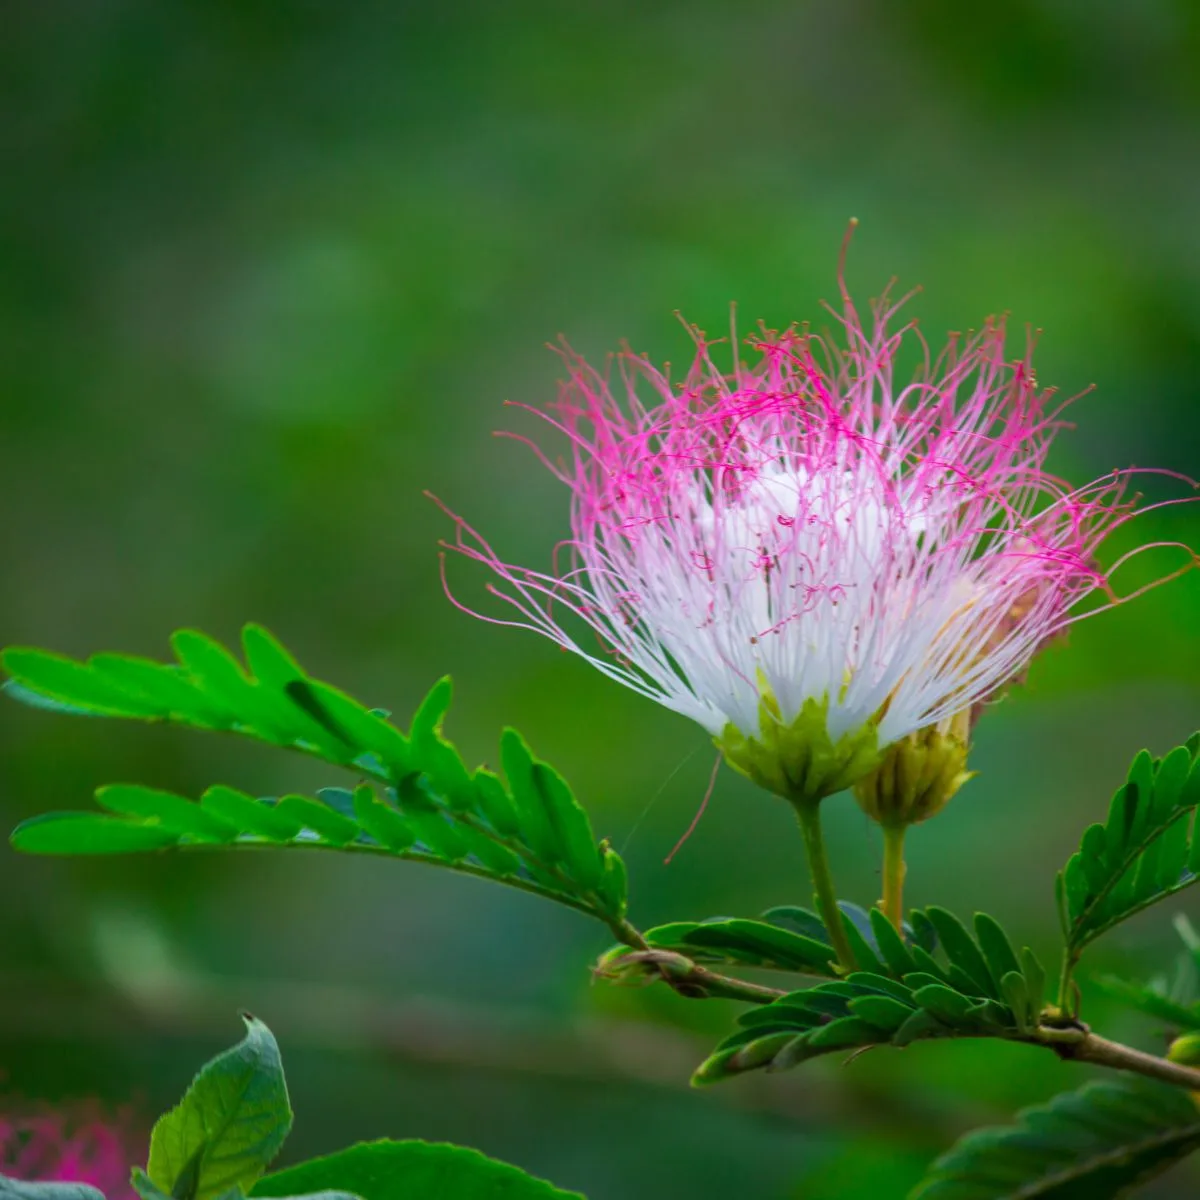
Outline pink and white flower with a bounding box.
[0,1101,141,1197]
[438,252,1194,801]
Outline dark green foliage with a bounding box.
[1094,914,1200,1032]
[640,902,943,983]
[910,1079,1200,1199]
[251,1140,585,1200]
[1058,737,1200,956]
[642,912,840,978]
[147,1015,292,1200]
[1095,975,1200,1031]
[691,907,1046,1082]
[4,627,626,926]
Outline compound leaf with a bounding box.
[1059,739,1200,956]
[910,1078,1200,1199]
[5,628,627,928]
[690,907,1047,1082]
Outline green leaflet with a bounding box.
[250,1140,585,1200]
[640,902,930,984]
[1058,738,1200,956]
[4,627,627,926]
[641,915,840,978]
[909,1079,1200,1199]
[690,906,1047,1083]
[147,1015,292,1200]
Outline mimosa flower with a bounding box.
[0,1102,140,1197]
[438,255,1194,804]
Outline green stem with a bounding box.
[1056,947,1080,1018]
[881,824,907,930]
[793,798,857,972]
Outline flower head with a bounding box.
[0,1101,141,1197]
[440,248,1194,803]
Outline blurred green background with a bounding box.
[3,2,1200,1196]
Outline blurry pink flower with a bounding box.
[438,243,1195,800]
[0,1102,141,1198]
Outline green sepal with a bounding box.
[714,691,880,802]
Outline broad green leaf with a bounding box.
[0,1179,105,1200]
[910,1078,1200,1199]
[148,1014,292,1200]
[250,1139,584,1200]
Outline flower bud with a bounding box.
[853,708,975,828]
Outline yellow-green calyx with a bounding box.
[853,709,975,829]
[715,689,881,805]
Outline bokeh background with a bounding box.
[3,2,1200,1196]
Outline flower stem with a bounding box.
[793,798,857,972]
[881,824,907,930]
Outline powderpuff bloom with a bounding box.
[438,254,1194,808]
[0,1102,141,1198]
